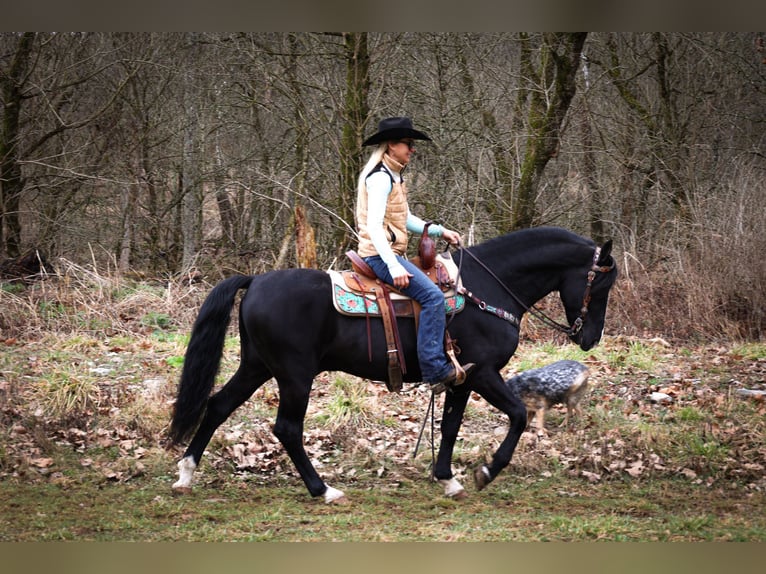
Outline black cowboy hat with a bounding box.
[362,116,432,147]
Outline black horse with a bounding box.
[168,226,617,502]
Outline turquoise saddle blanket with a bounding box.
[327,270,464,317]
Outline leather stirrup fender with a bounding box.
[374,282,405,392]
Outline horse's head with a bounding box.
[559,239,618,351]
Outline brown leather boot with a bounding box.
[430,363,476,394]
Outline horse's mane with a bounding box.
[467,226,595,264]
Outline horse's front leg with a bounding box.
[433,386,472,499]
[471,374,527,491]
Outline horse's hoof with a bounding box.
[323,486,347,504]
[439,477,466,499]
[450,489,469,501]
[473,465,492,491]
[172,485,192,495]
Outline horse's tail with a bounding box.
[168,274,254,445]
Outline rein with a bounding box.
[456,244,614,337]
[414,239,614,464]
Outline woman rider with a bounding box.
[356,116,475,393]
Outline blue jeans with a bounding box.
[363,255,453,383]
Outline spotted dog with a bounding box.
[506,360,590,431]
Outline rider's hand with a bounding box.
[393,270,413,289]
[441,229,462,246]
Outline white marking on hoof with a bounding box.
[172,456,196,492]
[439,477,466,499]
[323,486,346,504]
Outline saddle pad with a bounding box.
[328,270,465,317]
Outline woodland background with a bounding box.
[1,32,764,340]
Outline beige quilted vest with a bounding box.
[356,155,409,257]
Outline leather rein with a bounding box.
[452,244,615,337]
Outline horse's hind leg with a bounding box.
[173,363,271,492]
[271,377,345,503]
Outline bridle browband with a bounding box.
[453,244,615,337]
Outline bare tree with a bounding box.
[512,32,587,230]
[336,32,369,257]
[0,33,133,258]
[3,32,763,337]
[0,33,34,258]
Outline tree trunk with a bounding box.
[286,34,313,269]
[514,32,588,230]
[602,33,690,227]
[213,144,235,250]
[456,41,515,233]
[0,33,35,258]
[180,35,203,272]
[118,184,137,272]
[180,112,202,272]
[580,52,605,243]
[334,32,369,259]
[653,33,688,221]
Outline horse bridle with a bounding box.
[566,246,616,336]
[454,244,615,337]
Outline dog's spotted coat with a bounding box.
[506,360,590,431]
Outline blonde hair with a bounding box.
[357,144,387,196]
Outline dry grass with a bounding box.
[1,258,211,339]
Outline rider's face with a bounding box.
[387,139,415,166]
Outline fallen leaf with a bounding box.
[581,470,601,482]
[625,460,644,477]
[680,467,697,479]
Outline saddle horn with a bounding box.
[419,222,437,270]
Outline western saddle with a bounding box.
[334,225,464,392]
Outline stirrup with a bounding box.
[429,362,475,395]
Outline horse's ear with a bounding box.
[598,239,613,265]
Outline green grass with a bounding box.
[731,342,766,360]
[1,474,763,542]
[510,341,591,371]
[321,376,377,429]
[140,311,173,330]
[508,338,664,374]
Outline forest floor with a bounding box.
[1,315,764,542]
